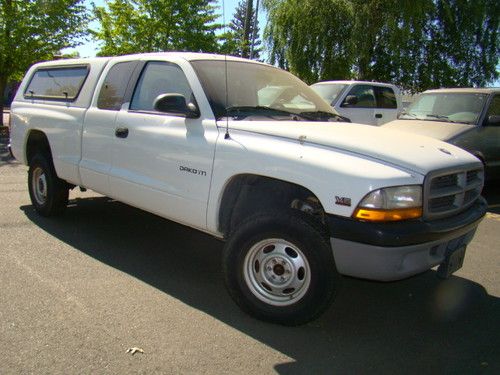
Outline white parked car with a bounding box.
[10,53,486,325]
[311,80,402,125]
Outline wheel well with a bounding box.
[26,130,52,165]
[218,174,327,237]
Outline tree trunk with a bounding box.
[242,0,254,58]
[0,75,6,127]
[1,0,13,127]
[250,0,260,59]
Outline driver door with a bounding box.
[337,84,376,125]
[109,60,218,230]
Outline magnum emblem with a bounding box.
[335,196,351,207]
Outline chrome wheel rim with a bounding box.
[243,238,311,306]
[32,167,47,205]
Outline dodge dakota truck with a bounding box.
[10,53,487,325]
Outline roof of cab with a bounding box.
[31,57,111,67]
[312,80,398,88]
[31,52,265,67]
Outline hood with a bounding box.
[223,120,480,175]
[382,119,474,141]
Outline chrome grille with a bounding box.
[424,164,484,220]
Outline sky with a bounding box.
[65,0,265,58]
[65,1,498,87]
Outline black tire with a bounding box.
[223,211,339,325]
[28,153,69,216]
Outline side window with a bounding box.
[487,95,500,117]
[375,86,397,109]
[97,61,138,110]
[341,85,376,108]
[24,66,89,100]
[130,62,193,112]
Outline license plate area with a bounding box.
[437,245,466,279]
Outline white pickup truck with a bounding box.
[311,80,403,125]
[10,53,487,325]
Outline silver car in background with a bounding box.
[311,81,403,125]
[383,88,500,181]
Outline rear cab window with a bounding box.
[24,66,89,101]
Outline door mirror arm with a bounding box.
[485,114,500,126]
[341,95,358,107]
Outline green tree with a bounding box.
[0,0,88,125]
[263,0,354,83]
[350,0,499,91]
[263,0,499,91]
[223,0,262,59]
[92,0,222,56]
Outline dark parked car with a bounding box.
[383,88,500,181]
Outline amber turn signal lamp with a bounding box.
[353,207,423,222]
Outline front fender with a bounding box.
[206,129,422,234]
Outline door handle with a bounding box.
[375,113,383,119]
[115,127,129,138]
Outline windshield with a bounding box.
[190,60,338,120]
[310,83,347,105]
[400,92,488,124]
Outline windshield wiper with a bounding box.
[299,110,348,122]
[425,114,463,123]
[399,111,417,119]
[426,114,450,120]
[223,106,307,120]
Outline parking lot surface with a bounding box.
[0,137,499,374]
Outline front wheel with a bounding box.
[223,211,339,325]
[28,154,69,216]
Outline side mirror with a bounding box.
[342,95,358,107]
[337,115,351,122]
[153,93,199,118]
[486,114,500,126]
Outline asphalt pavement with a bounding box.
[0,137,499,374]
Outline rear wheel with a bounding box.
[28,154,68,216]
[223,211,339,325]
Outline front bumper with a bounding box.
[327,196,487,281]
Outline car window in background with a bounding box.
[311,83,347,105]
[400,93,488,124]
[486,95,500,117]
[341,85,376,108]
[375,86,397,109]
[257,86,287,106]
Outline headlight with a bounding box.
[353,185,422,222]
